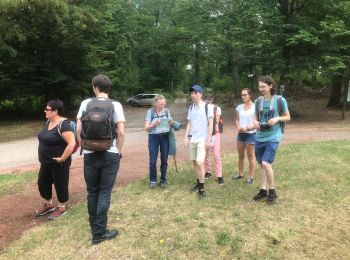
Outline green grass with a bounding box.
[0,172,36,196]
[0,121,42,143]
[1,140,350,259]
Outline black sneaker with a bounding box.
[160,182,167,190]
[198,190,206,199]
[190,184,199,192]
[92,229,119,244]
[253,189,268,201]
[205,172,212,179]
[217,177,224,185]
[267,190,278,202]
[233,175,244,180]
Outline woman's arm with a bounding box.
[53,131,75,163]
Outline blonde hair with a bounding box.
[153,94,166,107]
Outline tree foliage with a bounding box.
[1,0,350,116]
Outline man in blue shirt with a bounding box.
[253,76,290,202]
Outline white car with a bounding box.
[127,93,158,106]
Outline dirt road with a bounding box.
[0,98,349,250]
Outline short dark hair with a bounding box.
[258,76,276,95]
[92,74,112,93]
[47,99,65,116]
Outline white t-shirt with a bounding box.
[215,106,222,116]
[77,97,125,154]
[236,104,256,134]
[187,101,214,142]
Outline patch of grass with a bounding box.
[1,141,350,259]
[0,120,43,143]
[0,172,36,196]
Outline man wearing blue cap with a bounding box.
[184,85,214,199]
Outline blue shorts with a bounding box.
[255,141,279,164]
[237,133,256,145]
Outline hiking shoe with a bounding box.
[92,229,119,244]
[190,184,199,192]
[253,189,268,201]
[149,182,157,189]
[217,177,224,185]
[267,190,278,202]
[205,172,212,179]
[233,175,244,180]
[246,177,254,184]
[160,182,167,190]
[35,203,55,217]
[198,190,206,200]
[48,207,66,220]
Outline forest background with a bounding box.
[1,0,350,118]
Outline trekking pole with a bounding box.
[173,155,178,173]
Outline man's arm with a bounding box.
[76,118,82,145]
[184,120,191,147]
[269,99,291,126]
[116,121,125,153]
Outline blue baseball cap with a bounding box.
[189,85,203,93]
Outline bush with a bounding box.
[0,95,45,119]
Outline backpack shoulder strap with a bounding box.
[165,108,169,118]
[205,103,208,118]
[150,108,156,121]
[57,118,68,137]
[277,96,283,116]
[255,98,261,121]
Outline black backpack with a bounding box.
[80,98,117,151]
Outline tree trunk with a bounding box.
[342,79,349,119]
[311,72,317,88]
[128,47,132,94]
[278,0,291,89]
[231,49,240,97]
[279,0,289,16]
[327,75,343,107]
[296,65,302,89]
[194,43,200,84]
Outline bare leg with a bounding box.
[262,161,274,189]
[237,142,246,176]
[196,161,205,183]
[258,163,267,190]
[247,144,256,178]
